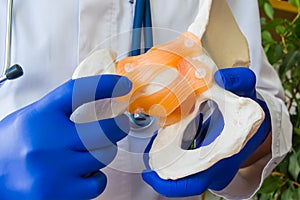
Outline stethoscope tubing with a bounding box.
[143,0,153,52]
[4,0,13,75]
[129,0,154,126]
[131,0,153,56]
[0,0,24,84]
[2,0,154,84]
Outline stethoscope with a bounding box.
[1,0,152,83]
[1,0,152,127]
[129,0,154,127]
[0,0,23,85]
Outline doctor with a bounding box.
[0,0,292,199]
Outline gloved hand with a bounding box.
[0,75,132,199]
[142,68,271,197]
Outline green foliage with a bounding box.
[257,0,300,199]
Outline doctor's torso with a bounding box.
[0,1,260,199]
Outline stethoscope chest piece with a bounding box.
[130,112,154,128]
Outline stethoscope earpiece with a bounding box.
[0,64,23,84]
[5,64,23,80]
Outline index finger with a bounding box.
[142,170,210,197]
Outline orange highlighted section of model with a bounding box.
[116,32,213,127]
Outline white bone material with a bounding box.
[72,49,117,79]
[149,0,259,180]
[71,49,264,180]
[148,55,264,179]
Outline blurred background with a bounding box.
[256,0,300,199]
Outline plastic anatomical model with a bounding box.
[71,0,265,180]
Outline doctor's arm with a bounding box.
[241,130,271,168]
[0,75,131,199]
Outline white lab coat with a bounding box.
[0,0,292,199]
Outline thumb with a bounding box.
[214,67,257,99]
[45,75,132,116]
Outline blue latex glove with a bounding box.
[0,75,132,199]
[142,68,271,197]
